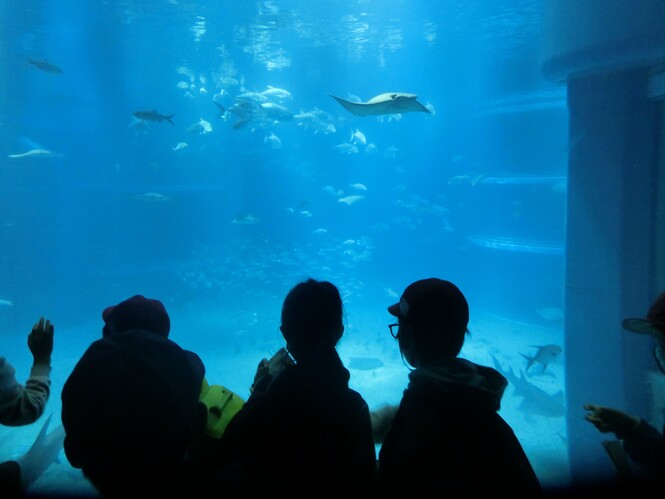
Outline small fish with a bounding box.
[521,344,563,373]
[133,192,171,202]
[265,132,282,149]
[28,59,63,74]
[338,195,365,206]
[447,173,486,186]
[232,214,261,224]
[261,86,293,100]
[350,183,367,191]
[350,129,367,145]
[133,110,174,125]
[0,299,13,307]
[172,142,188,151]
[334,143,358,154]
[199,118,212,133]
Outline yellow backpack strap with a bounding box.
[199,378,245,439]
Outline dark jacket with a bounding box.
[622,419,665,476]
[61,329,205,498]
[378,357,541,495]
[213,348,376,497]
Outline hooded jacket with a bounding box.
[214,348,377,497]
[378,357,541,495]
[61,329,205,497]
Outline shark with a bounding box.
[492,356,565,418]
[27,59,63,74]
[330,92,431,117]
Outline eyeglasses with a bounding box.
[388,323,399,338]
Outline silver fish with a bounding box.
[232,214,261,224]
[521,344,562,373]
[133,109,174,125]
[133,192,171,202]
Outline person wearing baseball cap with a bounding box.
[584,291,665,482]
[374,278,541,495]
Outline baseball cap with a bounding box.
[622,291,665,335]
[388,278,469,333]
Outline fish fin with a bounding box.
[16,414,65,489]
[214,101,226,118]
[520,353,535,371]
[330,95,363,115]
[167,114,175,125]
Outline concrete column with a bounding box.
[564,69,659,486]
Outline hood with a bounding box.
[407,357,508,412]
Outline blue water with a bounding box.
[0,0,573,495]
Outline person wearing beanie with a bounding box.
[374,278,541,495]
[61,295,206,498]
[584,291,665,481]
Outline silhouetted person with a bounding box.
[584,291,665,483]
[214,278,377,496]
[0,317,53,427]
[61,295,205,498]
[0,317,62,498]
[376,278,541,495]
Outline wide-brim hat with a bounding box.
[102,295,170,337]
[622,291,665,336]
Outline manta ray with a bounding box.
[330,92,431,117]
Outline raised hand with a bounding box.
[28,317,54,365]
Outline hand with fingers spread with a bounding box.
[28,317,54,366]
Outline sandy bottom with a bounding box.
[0,308,569,496]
